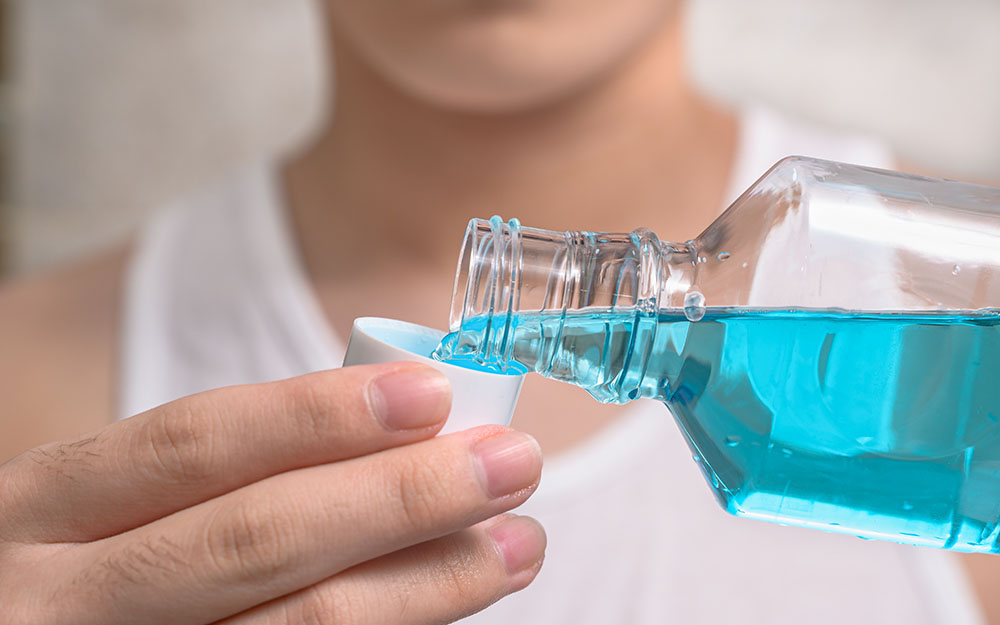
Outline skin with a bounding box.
[2,0,998,622]
[0,363,544,623]
[288,3,738,455]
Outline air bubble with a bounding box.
[781,448,793,458]
[741,262,749,269]
[952,264,962,275]
[683,291,706,322]
[724,435,741,447]
[902,501,914,511]
[717,252,731,262]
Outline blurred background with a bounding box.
[1,0,999,277]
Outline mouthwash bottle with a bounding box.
[435,156,1000,553]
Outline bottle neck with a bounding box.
[446,217,697,367]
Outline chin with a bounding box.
[379,54,611,115]
[327,0,678,114]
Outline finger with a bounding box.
[219,515,546,625]
[2,363,452,543]
[53,426,542,625]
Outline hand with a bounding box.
[0,363,545,624]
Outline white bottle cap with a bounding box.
[342,317,524,434]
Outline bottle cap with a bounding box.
[342,317,524,434]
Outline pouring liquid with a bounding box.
[436,307,1000,552]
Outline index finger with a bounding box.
[1,362,451,543]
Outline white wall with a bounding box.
[6,0,327,272]
[5,0,1000,273]
[687,0,1000,181]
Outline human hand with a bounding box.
[0,363,545,624]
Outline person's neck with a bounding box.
[283,16,738,336]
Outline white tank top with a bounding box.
[120,107,986,625]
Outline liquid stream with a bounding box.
[435,307,1000,553]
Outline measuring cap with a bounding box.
[343,317,524,434]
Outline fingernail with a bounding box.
[474,431,542,498]
[371,367,452,431]
[489,516,546,575]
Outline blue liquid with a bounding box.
[435,308,1000,552]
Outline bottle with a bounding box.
[434,156,1000,553]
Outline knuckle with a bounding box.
[140,404,213,484]
[392,455,455,529]
[284,377,342,443]
[203,497,297,582]
[297,584,369,625]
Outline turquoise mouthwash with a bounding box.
[439,158,1000,552]
[436,307,1000,552]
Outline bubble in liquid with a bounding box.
[781,448,794,458]
[902,501,914,511]
[724,435,741,447]
[683,291,706,322]
[717,252,731,262]
[741,262,749,269]
[952,264,962,275]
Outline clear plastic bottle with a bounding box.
[435,156,1000,553]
